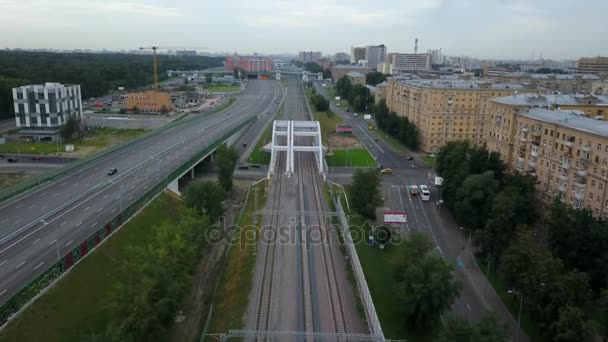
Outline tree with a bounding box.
[551,305,593,342]
[131,106,139,114]
[159,105,169,115]
[453,171,499,230]
[373,225,392,247]
[335,76,352,99]
[597,288,608,341]
[438,314,510,342]
[232,67,245,79]
[119,107,127,114]
[304,62,323,73]
[183,181,226,221]
[437,315,473,342]
[349,169,382,219]
[323,68,332,79]
[205,73,213,84]
[293,60,304,68]
[60,115,78,142]
[394,232,462,330]
[215,144,239,192]
[366,71,387,86]
[311,94,329,112]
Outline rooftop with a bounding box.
[493,94,608,106]
[498,73,600,80]
[394,79,526,90]
[333,65,371,69]
[347,71,365,78]
[520,108,608,137]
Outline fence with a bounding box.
[0,114,253,328]
[333,193,385,341]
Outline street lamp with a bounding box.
[508,289,524,342]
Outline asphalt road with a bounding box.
[0,79,282,307]
[0,120,15,135]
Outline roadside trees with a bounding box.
[349,168,382,219]
[215,143,239,192]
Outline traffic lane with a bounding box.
[0,155,79,164]
[0,82,275,236]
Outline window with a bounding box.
[600,183,604,190]
[592,180,596,187]
[598,144,602,151]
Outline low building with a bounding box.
[347,72,366,85]
[214,75,236,84]
[12,82,82,141]
[170,91,207,107]
[226,54,272,73]
[489,107,608,217]
[336,124,353,134]
[490,73,601,94]
[331,65,372,82]
[124,91,172,113]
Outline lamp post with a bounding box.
[508,289,524,342]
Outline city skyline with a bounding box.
[1,0,607,60]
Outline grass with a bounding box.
[0,128,145,156]
[421,155,435,168]
[0,173,32,191]
[205,84,240,92]
[208,181,268,335]
[247,101,284,165]
[0,193,182,342]
[306,89,345,144]
[326,149,376,167]
[377,128,407,154]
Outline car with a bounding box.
[242,142,247,147]
[237,165,249,170]
[345,107,350,112]
[405,156,414,161]
[7,157,17,163]
[31,156,41,161]
[336,103,341,107]
[250,164,261,168]
[374,138,379,141]
[368,144,373,148]
[107,168,118,176]
[380,168,392,174]
[353,113,358,117]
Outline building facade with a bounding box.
[426,49,443,65]
[334,52,350,63]
[490,73,601,94]
[385,79,533,152]
[124,91,173,113]
[488,107,608,217]
[381,53,432,74]
[12,82,82,140]
[577,56,608,75]
[226,54,273,73]
[298,51,322,63]
[350,46,366,64]
[346,72,366,85]
[365,44,387,71]
[331,65,372,82]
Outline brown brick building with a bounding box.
[124,91,172,113]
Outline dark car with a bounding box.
[7,157,17,163]
[237,165,250,170]
[242,142,247,147]
[107,168,118,176]
[405,156,414,161]
[250,164,261,168]
[31,156,41,161]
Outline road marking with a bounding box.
[97,207,103,212]
[29,204,36,209]
[467,304,471,310]
[34,261,45,270]
[49,240,56,246]
[41,206,47,210]
[41,192,47,196]
[61,221,68,226]
[103,194,108,199]
[128,195,133,200]
[74,183,79,186]
[354,122,385,153]
[0,219,7,224]
[16,260,26,269]
[115,195,121,200]
[15,204,23,209]
[65,240,73,247]
[52,193,58,197]
[84,206,90,211]
[15,219,23,224]
[0,290,6,296]
[91,222,97,228]
[76,222,82,227]
[65,193,71,198]
[0,260,7,267]
[111,208,117,213]
[32,238,40,245]
[84,183,89,187]
[144,185,148,189]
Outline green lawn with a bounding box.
[205,84,240,92]
[421,155,435,168]
[0,128,145,156]
[0,173,32,191]
[326,149,376,167]
[0,193,182,342]
[208,181,268,335]
[325,85,336,99]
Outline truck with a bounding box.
[335,96,341,101]
[363,114,372,120]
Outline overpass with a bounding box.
[0,80,283,325]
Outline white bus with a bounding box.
[419,185,431,202]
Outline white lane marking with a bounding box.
[74,183,79,186]
[52,193,58,197]
[144,185,148,189]
[64,193,71,198]
[0,290,6,296]
[97,207,103,212]
[115,195,121,200]
[32,238,40,245]
[29,204,36,209]
[90,222,97,228]
[41,206,47,210]
[103,194,108,199]
[15,204,23,209]
[128,195,133,200]
[16,260,26,269]
[111,208,117,213]
[84,207,90,211]
[15,219,23,224]
[34,261,45,270]
[395,186,411,233]
[1,219,7,224]
[354,122,385,153]
[49,240,56,245]
[65,240,73,247]
[84,183,89,187]
[41,192,47,196]
[0,260,7,267]
[467,304,471,310]
[61,221,68,226]
[76,222,82,227]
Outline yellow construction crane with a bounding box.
[139,46,207,91]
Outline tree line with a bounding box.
[436,141,608,341]
[0,51,224,119]
[335,75,374,113]
[372,100,418,150]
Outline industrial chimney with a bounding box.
[414,38,418,54]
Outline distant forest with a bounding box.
[0,51,225,120]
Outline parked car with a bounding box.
[31,156,41,161]
[237,165,250,170]
[380,168,392,174]
[405,156,414,161]
[250,164,261,168]
[107,168,118,176]
[7,157,17,163]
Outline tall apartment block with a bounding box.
[576,56,608,75]
[12,82,82,141]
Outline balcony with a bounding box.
[559,174,569,181]
[572,199,584,208]
[564,140,574,148]
[531,148,539,158]
[582,144,592,152]
[574,191,585,201]
[559,183,567,192]
[577,169,588,177]
[531,130,541,137]
[580,158,591,167]
[561,160,570,170]
[574,178,587,188]
[520,136,528,143]
[521,127,529,133]
[528,160,537,168]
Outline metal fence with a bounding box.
[333,195,385,341]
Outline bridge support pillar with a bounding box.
[167,179,181,196]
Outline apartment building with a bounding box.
[225,54,273,73]
[381,53,432,74]
[298,51,322,63]
[491,73,601,94]
[365,45,387,71]
[350,46,366,64]
[385,79,533,152]
[331,65,372,82]
[489,107,608,217]
[577,56,608,75]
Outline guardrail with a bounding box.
[0,114,254,328]
[333,191,385,340]
[0,98,236,203]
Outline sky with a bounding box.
[1,0,607,60]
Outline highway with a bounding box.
[246,76,365,340]
[0,79,283,307]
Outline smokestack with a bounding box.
[414,38,418,54]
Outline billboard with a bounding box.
[384,212,407,223]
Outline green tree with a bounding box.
[551,305,593,342]
[119,107,127,114]
[183,181,226,221]
[437,315,473,342]
[293,60,304,68]
[311,94,329,111]
[597,288,608,341]
[349,169,382,219]
[131,106,139,114]
[394,232,462,330]
[323,68,332,79]
[215,143,239,192]
[438,314,510,342]
[365,71,387,86]
[304,62,323,73]
[205,73,213,84]
[372,225,392,247]
[335,76,352,99]
[232,67,245,79]
[453,171,499,230]
[60,115,78,142]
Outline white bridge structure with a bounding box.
[275,70,323,81]
[268,120,324,178]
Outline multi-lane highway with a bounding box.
[0,79,283,307]
[246,76,365,340]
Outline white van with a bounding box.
[419,185,431,201]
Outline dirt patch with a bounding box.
[169,184,248,342]
[328,134,361,150]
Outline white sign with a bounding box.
[384,212,407,224]
[65,144,74,152]
[434,176,444,186]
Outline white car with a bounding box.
[419,185,431,201]
[353,113,358,117]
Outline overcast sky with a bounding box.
[1,0,606,60]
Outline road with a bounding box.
[0,120,15,135]
[314,81,528,339]
[0,79,283,307]
[246,76,366,340]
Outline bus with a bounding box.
[419,185,431,201]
